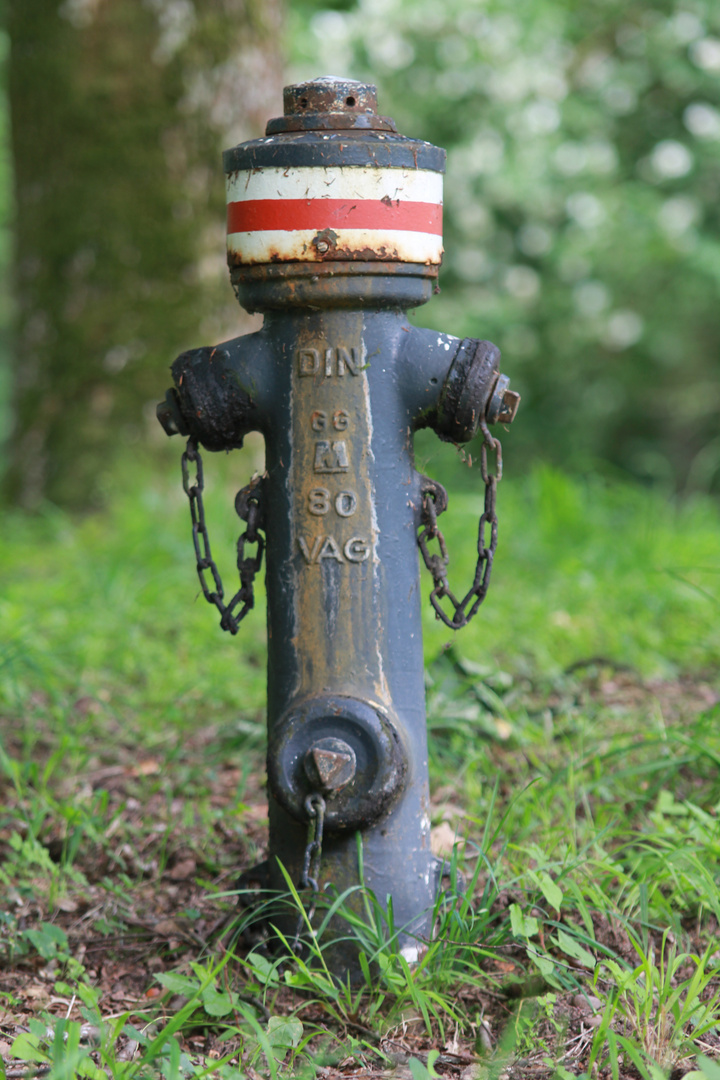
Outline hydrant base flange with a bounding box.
[236,851,463,974]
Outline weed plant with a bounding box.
[0,456,719,1078]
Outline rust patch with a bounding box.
[288,315,387,706]
[227,245,417,265]
[229,259,439,280]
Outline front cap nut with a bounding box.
[304,737,357,793]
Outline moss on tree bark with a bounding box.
[6,0,281,508]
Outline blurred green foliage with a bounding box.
[288,0,720,491]
[1,455,717,717]
[2,0,279,509]
[0,29,12,470]
[0,0,717,501]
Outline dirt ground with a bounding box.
[1,671,718,1079]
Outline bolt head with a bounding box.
[486,374,520,425]
[157,401,179,435]
[304,737,356,793]
[498,388,521,424]
[156,389,189,437]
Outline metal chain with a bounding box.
[291,793,326,954]
[418,419,503,630]
[181,438,265,635]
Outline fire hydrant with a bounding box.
[157,77,519,974]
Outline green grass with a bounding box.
[3,451,717,711]
[1,452,719,1079]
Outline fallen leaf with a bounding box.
[431,821,463,857]
[491,959,516,973]
[155,918,182,936]
[55,897,78,913]
[74,696,101,716]
[168,858,196,881]
[131,759,160,777]
[494,718,513,740]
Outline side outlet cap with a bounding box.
[267,695,407,833]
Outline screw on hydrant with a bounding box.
[157,75,519,979]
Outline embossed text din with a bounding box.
[298,346,362,377]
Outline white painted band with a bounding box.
[227,228,444,265]
[226,166,443,205]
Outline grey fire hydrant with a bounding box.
[157,77,518,975]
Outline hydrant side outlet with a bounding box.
[157,77,519,978]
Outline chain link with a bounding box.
[181,438,265,635]
[291,793,326,954]
[418,419,502,630]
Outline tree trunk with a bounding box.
[5,0,282,508]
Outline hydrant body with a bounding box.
[158,78,518,971]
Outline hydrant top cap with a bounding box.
[266,75,398,134]
[285,77,378,116]
[224,72,444,171]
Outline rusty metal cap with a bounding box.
[265,76,398,134]
[224,75,444,172]
[222,73,445,307]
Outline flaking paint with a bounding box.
[226,164,443,266]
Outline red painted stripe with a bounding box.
[227,198,443,235]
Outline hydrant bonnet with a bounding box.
[223,77,445,311]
